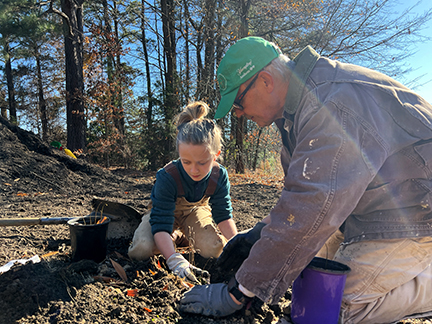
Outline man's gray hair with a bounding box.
[263,54,291,82]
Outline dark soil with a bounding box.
[0,116,428,324]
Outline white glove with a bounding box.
[166,252,209,282]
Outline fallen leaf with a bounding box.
[42,251,59,259]
[143,307,152,313]
[14,178,20,182]
[180,279,194,288]
[4,183,11,186]
[149,269,156,276]
[114,251,127,260]
[126,289,138,297]
[110,258,128,282]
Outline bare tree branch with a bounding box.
[38,0,74,36]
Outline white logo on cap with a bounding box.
[237,60,255,79]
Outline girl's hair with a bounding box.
[174,101,223,158]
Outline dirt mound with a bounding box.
[0,117,151,198]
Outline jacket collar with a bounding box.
[284,45,320,115]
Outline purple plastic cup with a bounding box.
[291,257,351,324]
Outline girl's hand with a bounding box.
[166,252,209,282]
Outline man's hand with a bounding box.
[179,283,243,317]
[215,222,266,273]
[166,253,209,283]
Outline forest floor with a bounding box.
[0,115,431,324]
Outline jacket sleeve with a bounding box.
[236,96,389,303]
[209,166,233,224]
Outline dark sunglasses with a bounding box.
[232,72,260,111]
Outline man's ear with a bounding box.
[259,71,274,93]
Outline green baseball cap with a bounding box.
[215,37,281,119]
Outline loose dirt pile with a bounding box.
[0,116,429,324]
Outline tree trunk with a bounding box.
[195,31,203,97]
[161,0,179,162]
[234,0,252,174]
[215,1,226,153]
[102,0,114,81]
[36,51,48,142]
[235,116,245,173]
[141,0,156,170]
[0,89,7,119]
[5,41,17,124]
[182,0,190,100]
[113,0,125,136]
[61,0,85,152]
[201,0,216,103]
[252,128,263,171]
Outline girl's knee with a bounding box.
[128,240,155,260]
[128,213,155,260]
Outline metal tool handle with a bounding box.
[0,217,75,226]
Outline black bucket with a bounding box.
[68,216,111,263]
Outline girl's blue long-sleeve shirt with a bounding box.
[149,160,233,235]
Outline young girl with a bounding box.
[128,101,238,282]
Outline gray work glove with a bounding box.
[179,283,243,317]
[215,222,266,273]
[166,252,209,282]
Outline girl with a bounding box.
[128,101,238,282]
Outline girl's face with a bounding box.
[178,142,220,182]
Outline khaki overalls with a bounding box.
[128,162,226,260]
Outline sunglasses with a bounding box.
[232,72,260,111]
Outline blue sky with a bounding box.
[396,1,432,104]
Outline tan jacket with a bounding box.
[236,46,432,304]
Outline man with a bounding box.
[179,36,432,323]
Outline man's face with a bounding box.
[233,73,282,127]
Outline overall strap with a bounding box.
[205,162,220,196]
[163,162,185,196]
[164,161,220,197]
